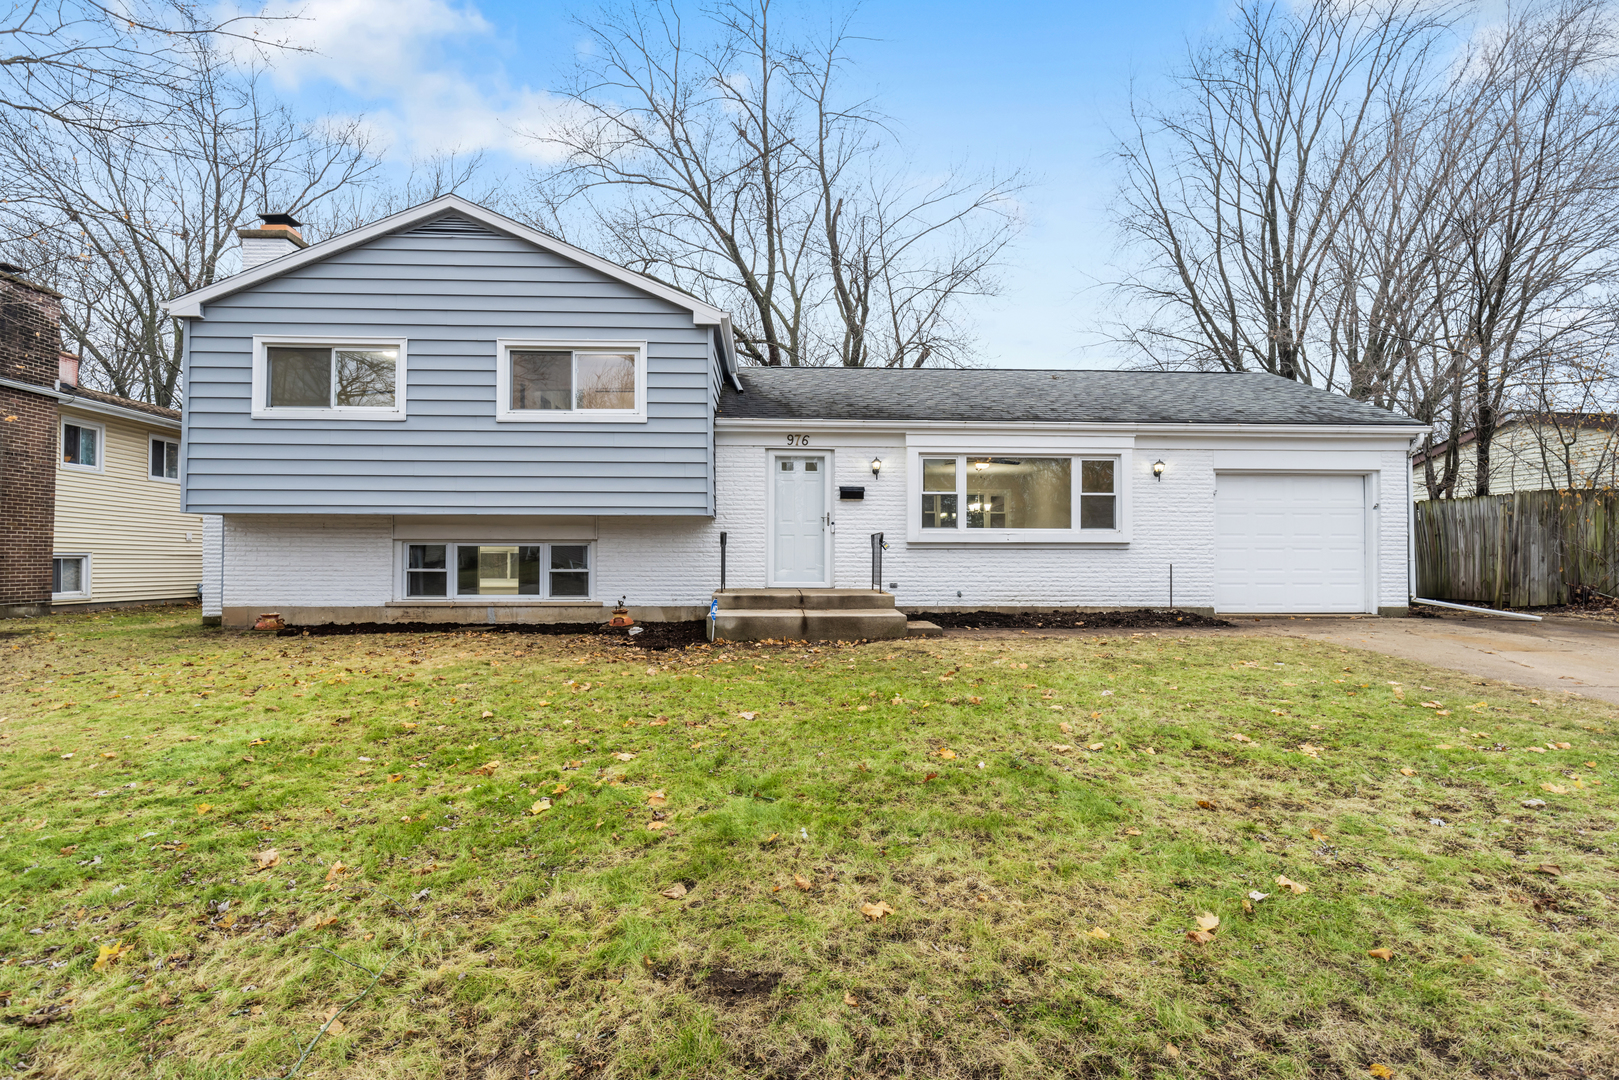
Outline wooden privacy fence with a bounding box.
[1413,490,1619,607]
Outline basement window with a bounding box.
[52,554,91,600]
[403,543,593,600]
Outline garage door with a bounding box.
[1214,473,1367,613]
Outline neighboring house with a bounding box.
[1412,413,1618,499]
[0,267,203,618]
[165,196,1424,632]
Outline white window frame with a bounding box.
[494,339,648,423]
[60,418,105,474]
[250,335,409,421]
[148,433,181,483]
[394,541,596,602]
[51,553,92,601]
[905,442,1133,544]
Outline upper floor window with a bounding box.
[150,435,180,481]
[251,337,407,421]
[495,340,646,423]
[61,420,103,471]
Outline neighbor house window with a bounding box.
[403,543,592,600]
[915,455,1119,535]
[61,421,102,470]
[150,435,180,481]
[52,555,90,600]
[251,337,407,419]
[495,341,646,422]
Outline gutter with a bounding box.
[0,375,182,430]
[714,416,1431,437]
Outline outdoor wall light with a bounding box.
[870,456,883,478]
[973,459,990,471]
[1152,459,1167,481]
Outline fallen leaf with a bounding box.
[844,991,859,1006]
[553,782,570,794]
[531,799,552,814]
[321,1006,346,1035]
[254,849,280,871]
[1534,863,1563,876]
[1400,767,1417,776]
[195,803,212,815]
[59,845,77,855]
[1195,912,1220,931]
[615,752,637,762]
[1086,927,1111,939]
[1554,741,1571,749]
[1525,746,1546,753]
[1369,1065,1395,1079]
[1248,890,1270,902]
[937,748,957,759]
[100,752,117,759]
[660,883,688,899]
[1165,1043,1181,1060]
[1229,732,1253,743]
[646,820,668,830]
[1459,954,1476,964]
[860,901,895,921]
[1540,783,1568,794]
[93,940,132,971]
[472,760,501,775]
[1275,875,1308,895]
[1088,742,1105,751]
[794,873,811,891]
[388,774,403,783]
[1050,744,1074,754]
[325,861,348,882]
[1196,799,1217,810]
[738,711,757,720]
[480,710,493,718]
[1308,828,1327,841]
[1124,827,1142,836]
[1058,722,1073,734]
[312,916,339,930]
[647,789,666,807]
[1298,743,1323,758]
[1185,929,1215,944]
[1367,948,1394,961]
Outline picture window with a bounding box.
[916,455,1120,534]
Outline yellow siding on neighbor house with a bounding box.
[1413,424,1619,499]
[54,406,204,605]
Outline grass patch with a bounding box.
[0,609,1615,1079]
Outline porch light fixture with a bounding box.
[870,456,883,478]
[1152,459,1166,481]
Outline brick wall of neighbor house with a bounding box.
[211,433,1414,626]
[0,273,63,617]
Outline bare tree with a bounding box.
[0,1,292,135]
[0,42,376,407]
[1111,0,1448,382]
[525,0,1021,367]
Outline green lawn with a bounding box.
[0,608,1614,1079]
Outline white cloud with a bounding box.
[226,0,570,163]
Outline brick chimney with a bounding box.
[0,266,64,618]
[237,212,308,271]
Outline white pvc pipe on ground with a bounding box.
[1412,597,1543,621]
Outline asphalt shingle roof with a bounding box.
[717,367,1417,426]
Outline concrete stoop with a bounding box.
[711,588,910,641]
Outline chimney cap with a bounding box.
[258,212,304,228]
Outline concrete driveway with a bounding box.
[1242,614,1619,706]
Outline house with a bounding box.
[164,196,1424,634]
[1412,414,1618,499]
[0,268,204,617]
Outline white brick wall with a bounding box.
[201,515,223,617]
[214,432,1416,617]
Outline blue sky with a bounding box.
[261,0,1232,367]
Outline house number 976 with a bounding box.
[785,434,810,446]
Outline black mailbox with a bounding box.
[838,485,866,500]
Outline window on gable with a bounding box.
[257,340,405,418]
[150,436,180,480]
[62,421,100,469]
[498,342,644,422]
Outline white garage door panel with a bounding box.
[1215,473,1367,613]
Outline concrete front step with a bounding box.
[905,621,944,638]
[712,606,908,642]
[714,588,896,612]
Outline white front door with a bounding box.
[1214,472,1369,613]
[772,454,829,586]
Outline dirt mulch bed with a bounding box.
[915,608,1233,630]
[274,619,710,650]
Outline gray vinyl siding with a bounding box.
[182,224,717,516]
